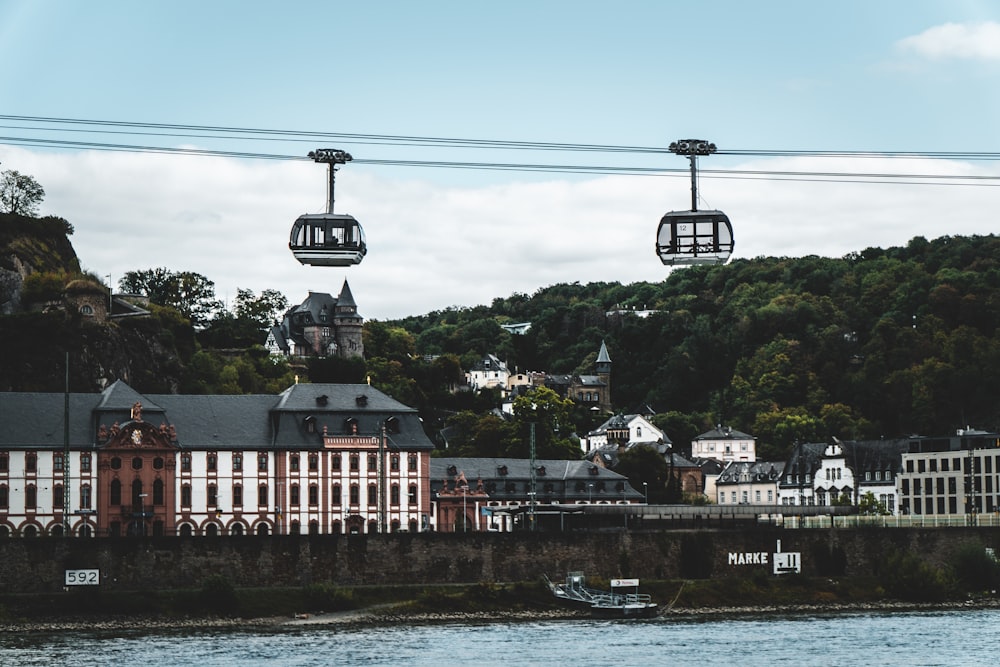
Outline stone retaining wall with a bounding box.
[1,527,997,594]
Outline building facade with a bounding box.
[265,281,364,359]
[430,457,644,532]
[0,380,433,537]
[692,426,757,463]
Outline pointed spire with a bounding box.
[337,279,357,308]
[596,339,611,364]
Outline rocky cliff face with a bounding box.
[1,212,186,393]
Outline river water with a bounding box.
[1,608,996,666]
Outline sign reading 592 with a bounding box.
[65,569,100,586]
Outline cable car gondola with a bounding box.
[655,209,734,266]
[655,139,734,267]
[289,213,367,267]
[289,148,367,267]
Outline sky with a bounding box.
[2,1,1000,321]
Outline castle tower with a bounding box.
[333,279,364,358]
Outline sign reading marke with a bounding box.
[727,540,801,575]
[65,569,100,586]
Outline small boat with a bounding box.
[545,572,658,618]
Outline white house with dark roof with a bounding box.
[466,354,511,393]
[692,425,756,463]
[715,460,785,506]
[580,413,668,454]
[0,379,433,538]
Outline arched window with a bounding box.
[180,524,193,537]
[0,484,9,509]
[207,483,217,507]
[180,453,190,472]
[290,484,300,506]
[332,454,342,471]
[308,483,318,506]
[153,478,164,505]
[54,454,64,472]
[258,484,268,507]
[25,453,37,472]
[25,484,37,509]
[368,483,377,506]
[332,484,342,505]
[110,479,122,506]
[232,484,243,507]
[408,484,417,505]
[309,454,318,471]
[349,484,359,505]
[53,483,64,509]
[80,304,94,316]
[80,484,91,509]
[132,479,144,507]
[390,484,400,506]
[181,483,191,507]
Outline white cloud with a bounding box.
[896,21,1000,60]
[4,146,1000,321]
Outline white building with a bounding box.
[692,426,756,463]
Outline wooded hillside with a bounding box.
[382,234,1000,459]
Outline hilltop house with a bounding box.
[265,280,364,359]
[692,426,756,463]
[580,413,668,454]
[466,354,511,394]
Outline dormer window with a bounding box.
[344,417,358,434]
[536,465,546,476]
[589,465,599,476]
[384,416,400,434]
[447,465,458,476]
[315,395,328,406]
[498,465,508,476]
[355,395,368,407]
[80,304,94,316]
[304,416,317,433]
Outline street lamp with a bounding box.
[588,483,593,503]
[643,482,648,504]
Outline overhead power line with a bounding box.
[2,114,1000,187]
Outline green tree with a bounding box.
[119,268,223,325]
[233,288,288,329]
[615,445,669,503]
[511,386,579,459]
[0,169,45,215]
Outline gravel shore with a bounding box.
[3,598,998,634]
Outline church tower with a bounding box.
[595,340,612,409]
[333,280,364,358]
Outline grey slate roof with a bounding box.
[431,457,643,501]
[695,426,755,440]
[0,381,433,452]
